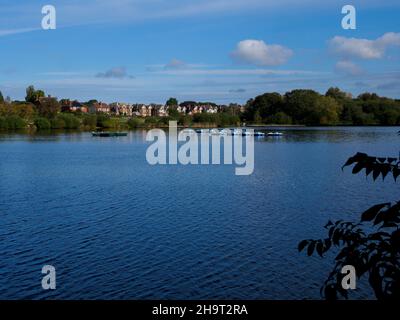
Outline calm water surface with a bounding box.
[0,127,399,299]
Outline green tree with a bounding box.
[34,117,51,130]
[283,89,321,124]
[268,112,292,125]
[0,90,4,103]
[166,97,178,107]
[37,97,60,118]
[6,115,26,129]
[253,110,262,124]
[308,96,342,125]
[243,93,282,123]
[83,114,97,129]
[325,87,349,101]
[25,85,45,104]
[168,107,180,119]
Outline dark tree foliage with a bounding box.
[244,87,400,125]
[36,97,60,118]
[299,152,400,300]
[166,97,178,107]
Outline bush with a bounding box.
[83,114,97,128]
[96,114,109,128]
[101,118,120,129]
[6,115,26,129]
[50,117,66,129]
[178,115,192,126]
[0,116,7,129]
[127,117,143,129]
[268,112,293,125]
[34,117,51,130]
[58,114,80,129]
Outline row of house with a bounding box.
[60,100,231,117]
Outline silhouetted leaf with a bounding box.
[332,229,342,245]
[324,239,332,252]
[373,168,380,181]
[307,241,315,256]
[393,167,400,181]
[328,227,335,239]
[342,156,356,169]
[374,210,386,225]
[390,229,400,248]
[381,165,391,180]
[361,203,390,222]
[352,162,365,174]
[298,240,309,252]
[324,220,333,228]
[365,164,373,176]
[316,241,324,257]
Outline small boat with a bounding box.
[267,132,283,136]
[92,132,128,137]
[254,132,265,137]
[219,129,231,135]
[240,130,266,137]
[210,129,220,135]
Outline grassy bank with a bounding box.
[0,112,242,132]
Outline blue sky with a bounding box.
[0,0,399,104]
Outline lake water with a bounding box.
[0,127,399,300]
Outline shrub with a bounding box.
[6,115,26,129]
[83,114,97,128]
[34,117,51,130]
[0,116,7,129]
[58,114,80,129]
[96,114,109,128]
[50,117,66,129]
[127,117,143,129]
[268,112,293,125]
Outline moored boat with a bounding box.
[267,132,283,136]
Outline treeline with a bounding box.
[2,85,400,131]
[243,87,400,125]
[0,86,241,131]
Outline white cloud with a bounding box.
[0,27,39,37]
[335,60,363,76]
[231,40,293,66]
[329,32,400,59]
[153,68,317,76]
[95,67,134,79]
[164,59,187,70]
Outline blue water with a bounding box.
[0,127,398,299]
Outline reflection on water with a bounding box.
[0,126,399,299]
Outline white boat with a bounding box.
[267,132,283,136]
[210,129,220,135]
[220,129,231,135]
[254,131,265,137]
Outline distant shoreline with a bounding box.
[1,123,400,135]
